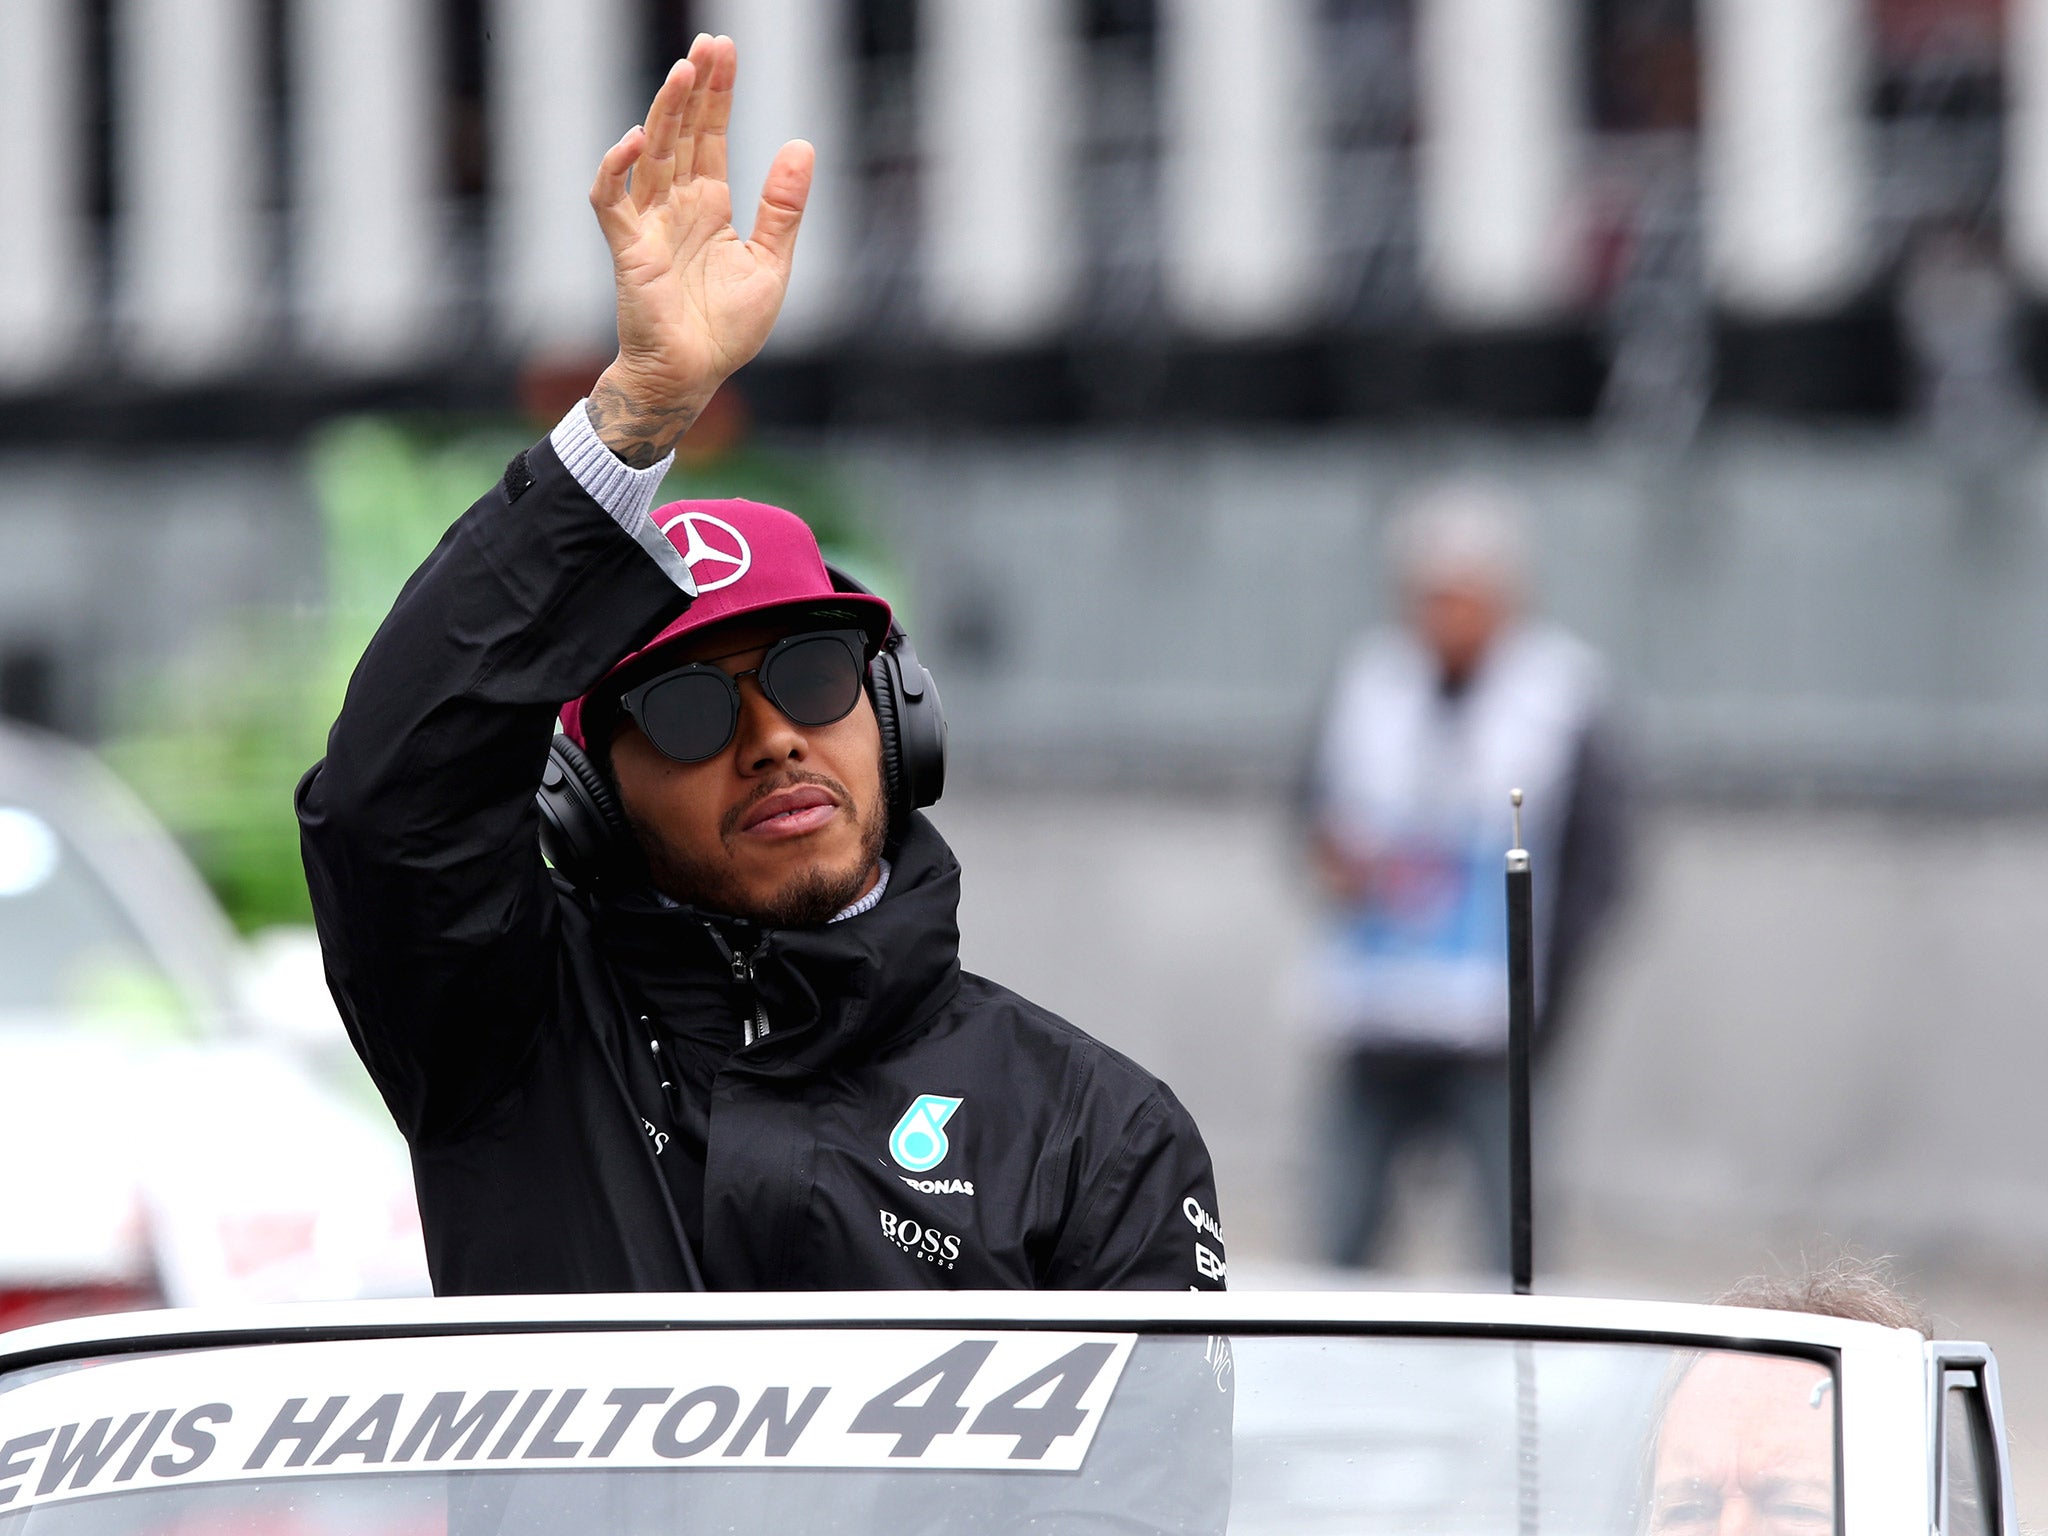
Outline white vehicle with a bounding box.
[0,721,428,1327]
[0,1289,2015,1532]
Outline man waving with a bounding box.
[297,36,1225,1296]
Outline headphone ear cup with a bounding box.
[868,643,946,821]
[537,735,635,889]
[895,661,946,810]
[867,658,911,833]
[821,563,948,825]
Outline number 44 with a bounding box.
[849,1340,1118,1460]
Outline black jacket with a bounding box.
[298,433,1226,1296]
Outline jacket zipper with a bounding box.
[703,924,774,1048]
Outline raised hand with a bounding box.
[585,35,815,467]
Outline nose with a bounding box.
[731,672,807,774]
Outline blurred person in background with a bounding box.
[1898,220,2034,469]
[1299,482,1630,1271]
[297,37,1223,1297]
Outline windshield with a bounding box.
[0,805,188,1033]
[0,1328,1836,1534]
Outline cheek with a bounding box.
[833,706,886,804]
[613,745,726,847]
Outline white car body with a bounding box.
[0,1290,2015,1532]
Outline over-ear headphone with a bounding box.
[536,566,946,892]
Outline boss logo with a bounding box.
[878,1208,963,1270]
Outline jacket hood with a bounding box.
[595,812,964,1081]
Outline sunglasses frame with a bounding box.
[615,628,873,764]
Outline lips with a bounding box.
[739,784,841,837]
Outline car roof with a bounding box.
[0,1288,1921,1377]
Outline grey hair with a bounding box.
[1715,1254,1932,1337]
[1385,477,1533,595]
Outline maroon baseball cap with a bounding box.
[559,497,892,750]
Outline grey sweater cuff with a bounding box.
[549,400,697,595]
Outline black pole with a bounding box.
[1505,789,1535,1297]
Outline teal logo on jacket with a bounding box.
[889,1094,962,1172]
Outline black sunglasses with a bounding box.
[617,629,871,764]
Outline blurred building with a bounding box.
[0,0,2023,414]
[0,0,2044,802]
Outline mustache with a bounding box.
[719,770,852,841]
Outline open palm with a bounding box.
[588,36,813,448]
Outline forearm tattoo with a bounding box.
[587,375,703,469]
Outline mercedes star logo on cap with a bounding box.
[659,508,752,593]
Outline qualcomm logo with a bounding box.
[658,508,752,593]
[888,1094,961,1173]
[1182,1196,1225,1244]
[1184,1196,1226,1285]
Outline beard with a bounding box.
[628,760,890,927]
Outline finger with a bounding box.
[631,57,695,211]
[693,35,738,185]
[589,126,646,246]
[746,139,815,274]
[666,32,718,203]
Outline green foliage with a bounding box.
[108,418,527,932]
[103,608,332,931]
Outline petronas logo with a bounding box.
[888,1094,962,1173]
